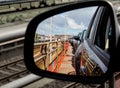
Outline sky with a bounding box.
[36,6,98,36]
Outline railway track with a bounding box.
[47,72,120,88]
[0,29,29,86]
[0,58,29,86]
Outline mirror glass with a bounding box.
[34,6,109,76]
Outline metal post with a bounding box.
[50,17,53,63]
[56,41,58,72]
[50,17,54,71]
[64,15,67,54]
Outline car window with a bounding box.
[87,7,103,39]
[94,7,112,54]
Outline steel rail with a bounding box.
[0,28,26,43]
[63,82,79,88]
[0,37,24,53]
[0,59,28,81]
[0,74,42,88]
[0,58,24,68]
[0,70,28,81]
[34,40,64,45]
[0,37,24,46]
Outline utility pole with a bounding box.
[50,17,53,63]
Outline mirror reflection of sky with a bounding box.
[36,6,98,36]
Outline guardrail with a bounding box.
[34,41,68,72]
[0,37,24,53]
[0,25,26,63]
[0,26,25,53]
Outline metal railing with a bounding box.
[34,41,66,72]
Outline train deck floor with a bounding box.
[58,43,76,75]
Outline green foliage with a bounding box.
[0,10,41,25]
[0,16,7,24]
[35,33,41,41]
[0,6,55,25]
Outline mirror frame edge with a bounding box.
[24,0,117,84]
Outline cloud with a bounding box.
[66,17,87,30]
[36,6,98,36]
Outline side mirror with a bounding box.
[24,0,120,84]
[72,36,80,41]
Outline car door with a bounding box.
[75,6,102,75]
[81,6,113,76]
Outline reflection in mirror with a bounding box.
[33,6,107,76]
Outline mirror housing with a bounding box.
[24,0,120,84]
